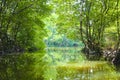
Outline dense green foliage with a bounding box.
[44,13,84,47]
[50,0,120,60]
[0,0,120,80]
[0,0,51,53]
[0,0,51,80]
[45,34,83,47]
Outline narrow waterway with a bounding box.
[45,47,120,80]
[55,61,120,80]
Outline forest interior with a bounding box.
[0,0,120,80]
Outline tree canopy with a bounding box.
[0,0,51,54]
[47,0,120,60]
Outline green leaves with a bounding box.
[50,0,120,47]
[0,0,51,53]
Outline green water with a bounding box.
[45,61,120,80]
[55,61,120,80]
[45,47,120,80]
